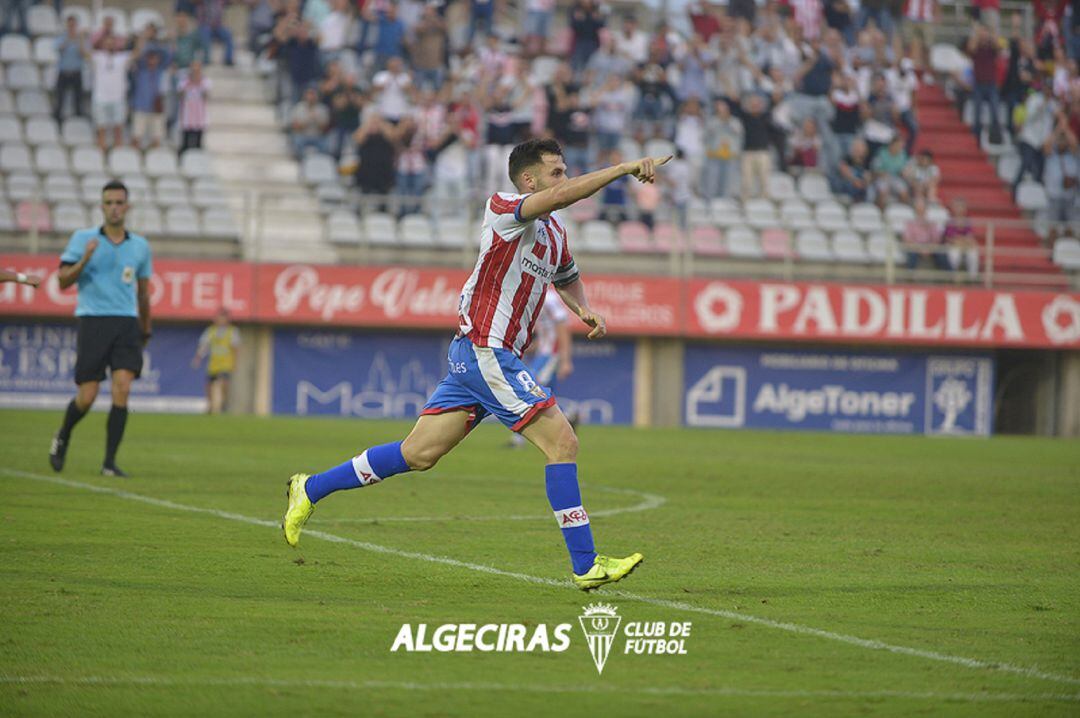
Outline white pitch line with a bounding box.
[3,468,1079,689]
[316,483,666,523]
[1,675,1078,704]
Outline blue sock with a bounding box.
[545,463,597,575]
[305,441,411,504]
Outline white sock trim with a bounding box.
[351,451,384,486]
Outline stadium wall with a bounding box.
[2,254,1078,436]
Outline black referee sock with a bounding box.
[58,399,89,441]
[104,405,128,467]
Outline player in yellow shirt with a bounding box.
[190,309,240,414]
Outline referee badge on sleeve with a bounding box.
[122,266,135,284]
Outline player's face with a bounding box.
[101,190,129,226]
[530,154,568,192]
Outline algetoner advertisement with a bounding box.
[0,322,207,412]
[272,329,635,424]
[684,346,994,436]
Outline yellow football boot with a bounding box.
[573,553,644,591]
[282,473,314,547]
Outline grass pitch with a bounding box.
[0,408,1078,717]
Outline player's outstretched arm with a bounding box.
[555,277,606,340]
[518,155,672,222]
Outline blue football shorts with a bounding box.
[422,336,556,432]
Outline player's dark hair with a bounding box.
[508,138,564,188]
[102,179,128,199]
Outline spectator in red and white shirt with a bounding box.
[178,60,212,155]
[789,0,825,42]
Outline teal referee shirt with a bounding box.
[60,227,153,317]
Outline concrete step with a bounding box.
[206,74,270,103]
[205,129,289,155]
[207,102,279,129]
[214,157,300,184]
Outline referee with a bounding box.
[49,179,153,477]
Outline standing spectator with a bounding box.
[91,36,132,151]
[91,15,117,50]
[1013,84,1056,194]
[585,32,632,90]
[864,72,899,157]
[1042,119,1080,238]
[967,23,1005,143]
[614,14,649,66]
[195,0,235,66]
[0,0,31,36]
[55,16,88,122]
[790,0,826,42]
[1070,0,1080,62]
[289,86,330,157]
[664,150,693,230]
[830,72,863,156]
[372,56,413,123]
[674,97,706,182]
[904,149,941,203]
[591,75,634,156]
[903,198,950,270]
[408,4,448,91]
[395,118,428,217]
[703,99,744,199]
[631,176,661,229]
[633,63,677,138]
[1002,19,1037,139]
[371,3,405,70]
[353,116,397,201]
[328,85,363,160]
[972,0,1002,36]
[174,12,205,71]
[130,48,168,150]
[789,117,823,169]
[943,198,980,280]
[190,309,241,415]
[317,0,351,68]
[736,94,776,200]
[178,60,212,155]
[524,0,557,56]
[246,0,278,55]
[546,63,590,178]
[871,135,911,206]
[825,0,856,46]
[830,137,872,201]
[790,35,840,170]
[468,0,495,46]
[569,0,605,72]
[281,20,321,103]
[599,149,630,223]
[859,0,894,37]
[905,0,938,71]
[889,58,920,155]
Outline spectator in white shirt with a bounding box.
[289,86,330,157]
[372,56,413,123]
[615,14,649,65]
[91,35,133,151]
[318,0,351,67]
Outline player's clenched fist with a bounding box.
[623,155,672,184]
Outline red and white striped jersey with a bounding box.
[532,287,570,357]
[906,0,937,22]
[458,192,578,357]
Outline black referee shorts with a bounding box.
[74,316,144,384]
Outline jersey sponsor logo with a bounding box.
[519,255,554,281]
[555,505,589,528]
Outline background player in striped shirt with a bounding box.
[284,139,670,590]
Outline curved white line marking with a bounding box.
[2,469,1077,688]
[316,482,666,524]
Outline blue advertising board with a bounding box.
[272,329,636,424]
[683,346,994,435]
[0,322,207,412]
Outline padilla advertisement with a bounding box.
[272,329,635,424]
[0,322,206,412]
[684,346,993,435]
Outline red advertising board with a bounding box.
[2,254,1077,348]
